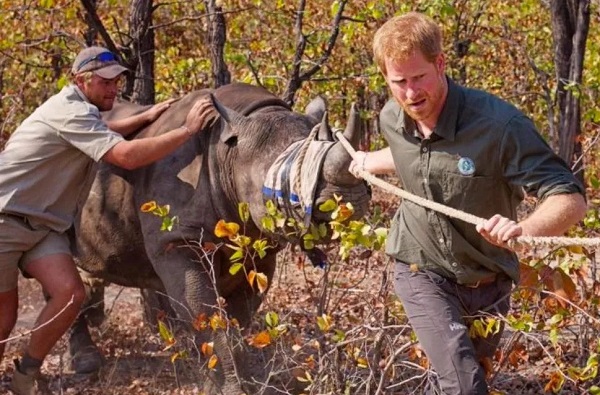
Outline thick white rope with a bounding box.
[334,130,600,249]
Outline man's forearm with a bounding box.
[519,193,587,236]
[106,112,150,137]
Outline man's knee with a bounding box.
[49,277,86,308]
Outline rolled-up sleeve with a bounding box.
[499,115,584,200]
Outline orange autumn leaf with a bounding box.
[214,220,240,238]
[193,313,208,331]
[140,201,158,212]
[479,356,494,378]
[518,262,539,288]
[249,331,271,348]
[201,342,214,356]
[336,203,354,222]
[202,242,218,252]
[544,371,565,393]
[507,342,528,368]
[540,266,577,308]
[247,270,256,287]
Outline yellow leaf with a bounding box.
[214,220,240,238]
[209,314,227,331]
[249,331,271,348]
[566,245,584,255]
[316,314,333,332]
[207,354,219,370]
[256,272,269,294]
[356,357,369,368]
[140,201,157,212]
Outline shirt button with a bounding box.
[439,238,444,244]
[422,147,428,153]
[451,262,458,268]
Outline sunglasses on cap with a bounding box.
[76,52,118,72]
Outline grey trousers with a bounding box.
[394,261,513,395]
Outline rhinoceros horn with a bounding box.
[341,103,361,149]
[209,93,248,143]
[318,112,334,142]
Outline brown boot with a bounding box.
[9,361,48,395]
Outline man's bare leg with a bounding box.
[0,288,19,364]
[21,253,85,363]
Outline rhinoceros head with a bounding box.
[208,88,370,240]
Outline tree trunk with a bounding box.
[550,0,590,180]
[128,0,156,104]
[204,0,231,88]
[83,0,98,46]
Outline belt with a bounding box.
[463,274,497,288]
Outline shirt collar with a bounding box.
[70,84,92,104]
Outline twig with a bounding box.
[0,295,75,344]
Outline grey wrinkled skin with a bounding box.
[70,83,369,394]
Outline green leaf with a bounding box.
[230,249,244,263]
[265,311,279,328]
[158,320,174,343]
[238,202,250,223]
[261,216,275,232]
[229,262,244,275]
[318,199,337,212]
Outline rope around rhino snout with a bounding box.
[333,129,600,250]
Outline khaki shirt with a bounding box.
[381,78,584,285]
[0,84,124,232]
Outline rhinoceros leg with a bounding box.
[66,269,105,374]
[147,246,250,394]
[140,288,179,329]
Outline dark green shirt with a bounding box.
[381,78,584,285]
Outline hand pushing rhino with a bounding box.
[69,82,369,393]
[0,46,215,395]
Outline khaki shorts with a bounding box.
[0,214,71,292]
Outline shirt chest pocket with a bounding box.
[442,172,498,218]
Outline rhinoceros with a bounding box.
[68,82,369,394]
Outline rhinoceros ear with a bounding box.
[209,94,246,143]
[305,95,327,122]
[318,111,334,141]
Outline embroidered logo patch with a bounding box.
[457,157,475,176]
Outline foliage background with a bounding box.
[2,1,599,159]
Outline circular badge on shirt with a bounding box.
[457,157,476,176]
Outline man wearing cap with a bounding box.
[0,46,215,394]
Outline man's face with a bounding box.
[384,50,447,129]
[78,74,123,111]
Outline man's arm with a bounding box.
[349,147,396,177]
[477,193,587,247]
[107,99,176,137]
[102,98,215,170]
